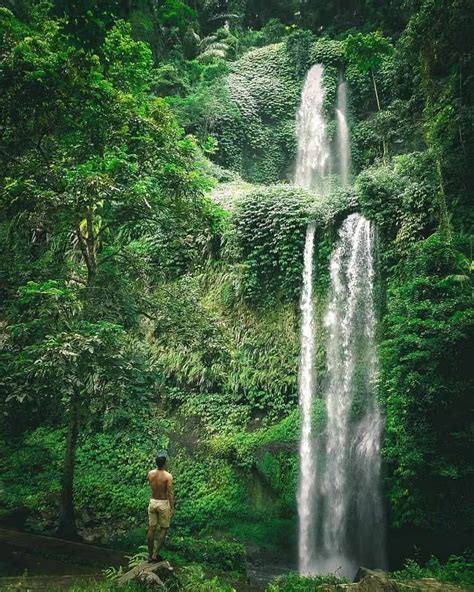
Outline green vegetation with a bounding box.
[380,234,473,532]
[393,554,474,588]
[0,0,473,590]
[266,574,348,592]
[232,185,312,301]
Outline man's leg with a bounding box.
[147,525,156,559]
[154,527,168,558]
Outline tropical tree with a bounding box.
[344,31,394,158]
[0,10,211,293]
[0,8,211,537]
[0,281,157,537]
[344,31,394,112]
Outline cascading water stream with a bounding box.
[316,213,386,576]
[297,222,317,575]
[295,65,384,578]
[336,79,351,186]
[294,63,329,576]
[295,64,330,191]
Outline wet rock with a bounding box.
[395,579,469,591]
[355,574,399,591]
[117,560,174,588]
[354,568,392,583]
[319,568,469,592]
[0,506,31,530]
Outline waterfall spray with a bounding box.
[316,213,386,576]
[295,64,330,192]
[336,79,351,186]
[295,66,383,578]
[297,222,317,575]
[294,63,330,576]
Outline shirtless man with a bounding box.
[147,453,174,562]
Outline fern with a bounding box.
[102,565,124,581]
[125,545,149,569]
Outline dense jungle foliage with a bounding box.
[0,0,473,590]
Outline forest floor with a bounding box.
[0,528,279,591]
[0,528,125,589]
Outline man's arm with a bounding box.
[167,475,175,515]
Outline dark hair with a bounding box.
[156,455,167,469]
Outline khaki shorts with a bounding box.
[148,498,171,528]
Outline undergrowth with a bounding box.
[393,554,474,587]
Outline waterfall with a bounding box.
[316,213,386,576]
[336,79,351,186]
[295,66,383,578]
[295,64,330,192]
[297,222,317,575]
[294,63,330,576]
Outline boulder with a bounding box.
[356,575,399,592]
[319,578,396,592]
[354,568,393,583]
[353,568,398,592]
[117,560,174,588]
[319,568,470,592]
[395,579,469,591]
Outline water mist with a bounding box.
[295,66,385,577]
[316,214,386,576]
[294,63,330,575]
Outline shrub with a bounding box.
[380,234,474,533]
[232,185,312,302]
[223,44,302,183]
[172,565,237,591]
[166,535,246,573]
[266,573,348,591]
[393,555,474,587]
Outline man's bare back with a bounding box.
[146,454,174,562]
[148,468,172,500]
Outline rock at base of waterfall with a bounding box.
[350,571,398,592]
[117,560,174,588]
[354,567,392,583]
[319,567,469,592]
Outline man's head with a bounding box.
[156,453,167,469]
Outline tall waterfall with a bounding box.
[294,64,330,575]
[316,213,386,576]
[295,65,383,578]
[295,64,330,191]
[297,222,317,575]
[336,79,351,186]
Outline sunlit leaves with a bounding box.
[102,20,152,97]
[232,185,311,302]
[344,31,394,76]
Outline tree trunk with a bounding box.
[85,207,97,286]
[76,207,97,287]
[58,393,80,539]
[371,68,381,111]
[435,156,452,240]
[371,68,388,161]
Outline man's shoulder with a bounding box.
[165,470,173,480]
